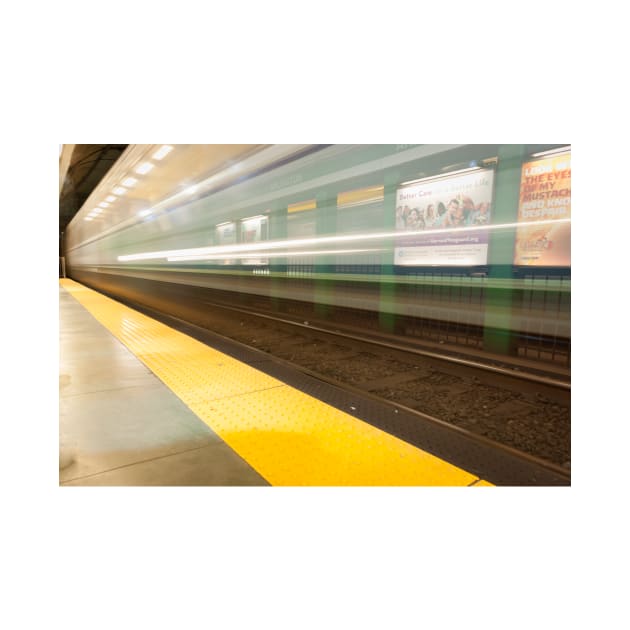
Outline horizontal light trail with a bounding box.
[118,218,571,262]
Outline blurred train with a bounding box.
[63,144,571,369]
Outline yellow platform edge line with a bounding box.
[60,279,494,486]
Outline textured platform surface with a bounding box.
[60,279,492,485]
[59,282,268,486]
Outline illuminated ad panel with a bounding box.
[239,215,268,265]
[514,153,571,266]
[241,215,267,243]
[394,169,495,265]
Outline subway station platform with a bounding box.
[60,279,569,486]
[59,281,268,485]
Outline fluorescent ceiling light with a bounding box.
[105,195,117,202]
[152,145,173,160]
[98,202,109,208]
[401,166,483,187]
[121,177,138,187]
[113,186,128,195]
[531,146,571,158]
[135,162,154,175]
[84,217,93,221]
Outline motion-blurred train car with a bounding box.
[63,144,571,368]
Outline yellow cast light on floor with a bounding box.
[60,279,493,486]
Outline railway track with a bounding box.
[104,287,570,477]
[200,299,570,390]
[196,299,569,470]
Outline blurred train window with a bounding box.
[287,209,316,238]
[337,185,385,234]
[287,205,316,275]
[336,185,385,270]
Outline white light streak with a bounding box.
[98,202,110,208]
[113,186,128,196]
[167,248,384,262]
[105,195,117,203]
[121,177,138,187]
[117,218,571,262]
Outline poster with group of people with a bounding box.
[513,153,571,266]
[394,168,495,265]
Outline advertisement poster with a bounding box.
[514,153,571,266]
[394,168,495,265]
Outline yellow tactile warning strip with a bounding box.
[60,279,493,486]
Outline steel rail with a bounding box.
[199,299,571,391]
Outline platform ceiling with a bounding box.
[58,144,269,242]
[59,144,128,237]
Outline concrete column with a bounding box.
[482,144,526,356]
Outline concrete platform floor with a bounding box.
[59,284,269,486]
